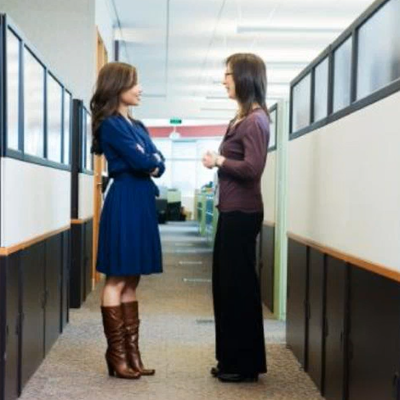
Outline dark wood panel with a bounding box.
[261,225,275,312]
[20,243,45,390]
[307,248,326,392]
[44,235,62,355]
[286,239,308,368]
[348,266,400,400]
[0,258,5,400]
[61,231,70,331]
[324,256,348,400]
[4,254,20,400]
[84,221,93,300]
[70,224,84,308]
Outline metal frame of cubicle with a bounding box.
[259,101,289,321]
[289,0,400,140]
[0,14,74,171]
[0,13,75,400]
[71,100,94,219]
[286,0,400,398]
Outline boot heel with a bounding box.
[106,360,115,377]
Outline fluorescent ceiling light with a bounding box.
[237,25,343,34]
[200,107,236,112]
[142,93,167,98]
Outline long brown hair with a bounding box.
[226,53,269,120]
[90,62,137,155]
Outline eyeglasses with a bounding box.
[224,72,233,78]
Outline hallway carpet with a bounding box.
[20,222,322,400]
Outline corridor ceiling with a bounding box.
[113,0,374,122]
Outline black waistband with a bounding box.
[110,170,149,180]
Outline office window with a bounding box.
[7,29,20,150]
[153,139,172,160]
[47,74,62,163]
[196,139,220,158]
[195,139,221,189]
[313,58,329,121]
[86,113,93,170]
[24,48,45,157]
[333,37,352,113]
[63,92,72,164]
[171,160,195,196]
[152,138,221,196]
[172,140,197,159]
[158,160,172,188]
[269,108,277,149]
[357,0,400,99]
[292,74,311,132]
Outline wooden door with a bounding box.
[92,29,108,286]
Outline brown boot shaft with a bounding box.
[101,305,141,379]
[121,301,155,376]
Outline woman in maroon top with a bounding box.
[202,53,269,383]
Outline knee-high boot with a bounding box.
[101,305,141,379]
[121,301,155,376]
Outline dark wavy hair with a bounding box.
[226,53,269,120]
[90,62,137,155]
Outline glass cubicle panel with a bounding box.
[47,73,62,163]
[6,29,20,150]
[357,0,400,100]
[292,74,311,132]
[269,108,277,149]
[86,113,93,170]
[24,47,44,157]
[333,37,352,113]
[313,58,329,121]
[63,91,72,164]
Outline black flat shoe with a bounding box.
[210,366,219,377]
[217,373,258,383]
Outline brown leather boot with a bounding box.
[121,301,155,376]
[101,305,141,379]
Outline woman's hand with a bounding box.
[202,151,225,169]
[202,151,216,169]
[150,168,160,176]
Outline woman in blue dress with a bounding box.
[90,62,165,379]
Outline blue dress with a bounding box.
[96,115,165,276]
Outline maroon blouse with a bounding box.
[217,108,270,213]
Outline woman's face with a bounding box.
[223,64,236,100]
[120,83,142,107]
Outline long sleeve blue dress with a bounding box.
[96,115,165,276]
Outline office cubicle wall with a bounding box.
[0,14,73,400]
[286,0,400,398]
[260,104,277,313]
[70,99,94,309]
[260,102,288,320]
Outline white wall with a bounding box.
[1,158,71,247]
[1,0,96,107]
[79,174,94,219]
[288,91,400,271]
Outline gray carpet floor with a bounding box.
[20,221,323,400]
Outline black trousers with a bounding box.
[212,211,267,375]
